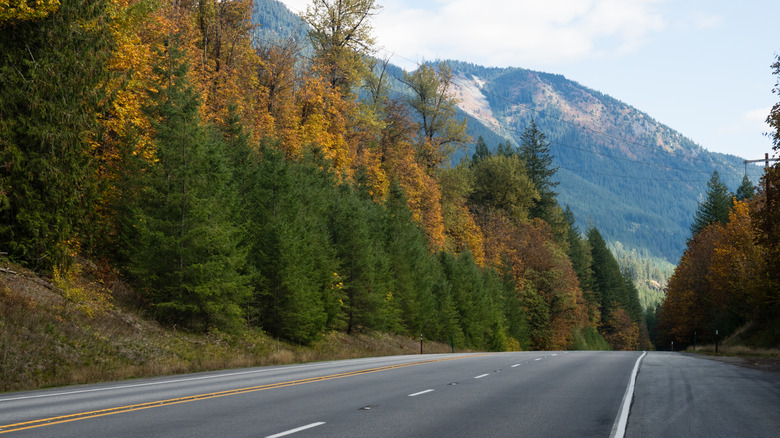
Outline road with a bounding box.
[0,351,778,437]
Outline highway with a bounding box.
[1,351,778,437]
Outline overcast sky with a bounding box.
[278,0,780,162]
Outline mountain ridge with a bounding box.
[444,60,758,263]
[251,0,761,264]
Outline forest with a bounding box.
[2,0,664,352]
[657,165,780,349]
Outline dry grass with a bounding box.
[687,344,780,358]
[0,259,457,393]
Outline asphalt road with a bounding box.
[627,352,780,437]
[1,351,778,437]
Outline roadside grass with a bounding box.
[686,344,780,358]
[0,260,454,393]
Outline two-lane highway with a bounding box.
[2,351,778,437]
[1,352,642,437]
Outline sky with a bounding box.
[277,0,780,162]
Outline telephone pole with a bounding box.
[745,152,779,244]
[744,153,779,203]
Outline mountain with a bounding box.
[445,61,758,263]
[251,0,760,265]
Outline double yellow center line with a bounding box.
[0,354,486,434]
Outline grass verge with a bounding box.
[0,259,455,393]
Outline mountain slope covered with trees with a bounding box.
[444,61,762,265]
[1,0,658,360]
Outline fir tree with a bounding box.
[735,174,755,201]
[690,170,732,237]
[563,206,594,297]
[587,227,622,323]
[126,37,249,330]
[519,119,559,220]
[0,0,115,269]
[471,136,491,163]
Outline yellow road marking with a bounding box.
[0,354,488,434]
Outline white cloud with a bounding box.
[372,0,667,69]
[277,0,309,14]
[716,107,771,140]
[276,0,668,70]
[743,107,771,124]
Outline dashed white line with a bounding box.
[266,422,326,438]
[534,358,542,361]
[474,373,489,379]
[408,389,434,397]
[511,364,521,368]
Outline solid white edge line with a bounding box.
[474,374,489,379]
[0,363,326,403]
[266,422,326,438]
[408,389,434,397]
[1,355,460,403]
[610,351,647,438]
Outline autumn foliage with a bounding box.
[1,0,647,351]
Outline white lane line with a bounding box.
[266,422,326,438]
[0,355,454,403]
[0,363,327,403]
[610,351,647,438]
[511,364,521,368]
[534,358,542,361]
[474,373,489,379]
[408,389,434,397]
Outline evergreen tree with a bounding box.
[471,136,491,163]
[735,174,755,201]
[383,183,438,336]
[328,184,389,334]
[587,227,623,323]
[126,37,249,330]
[519,119,559,219]
[523,287,552,350]
[496,140,517,157]
[0,0,114,269]
[563,206,594,297]
[247,147,340,343]
[690,170,732,237]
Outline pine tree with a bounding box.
[690,170,732,237]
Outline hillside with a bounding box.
[250,0,759,266]
[446,61,759,264]
[0,259,454,392]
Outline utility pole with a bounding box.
[743,153,779,194]
[745,153,779,243]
